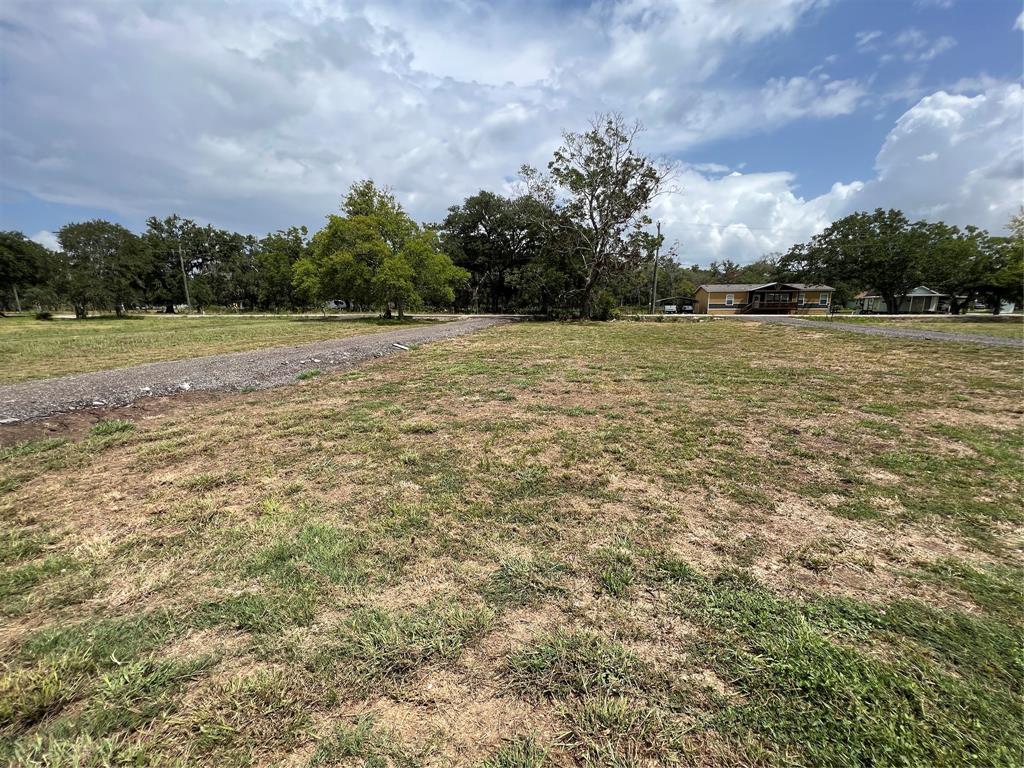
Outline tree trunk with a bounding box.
[579,271,600,320]
[75,304,87,319]
[397,301,405,320]
[12,285,21,312]
[164,303,176,314]
[882,292,898,315]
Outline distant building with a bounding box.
[694,282,834,315]
[854,286,945,314]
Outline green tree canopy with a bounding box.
[57,220,152,317]
[522,113,670,317]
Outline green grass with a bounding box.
[0,314,433,383]
[809,314,1024,339]
[505,630,654,701]
[1,320,1020,764]
[314,601,494,693]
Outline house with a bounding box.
[694,282,835,315]
[855,286,946,314]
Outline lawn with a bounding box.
[1,321,1021,766]
[0,315,433,384]
[811,314,1024,339]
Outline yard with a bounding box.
[0,315,433,384]
[1,321,1021,766]
[810,314,1024,339]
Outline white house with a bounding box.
[855,286,946,314]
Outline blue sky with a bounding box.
[1,0,1021,264]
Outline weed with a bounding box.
[89,419,135,437]
[482,556,565,608]
[195,591,317,634]
[505,630,652,701]
[187,669,310,760]
[317,601,493,691]
[480,736,551,768]
[563,696,683,765]
[594,548,635,597]
[310,716,418,767]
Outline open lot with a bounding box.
[1,321,1021,766]
[809,314,1024,339]
[0,315,433,384]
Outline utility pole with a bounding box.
[178,242,191,309]
[649,222,661,314]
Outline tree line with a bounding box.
[2,114,1021,318]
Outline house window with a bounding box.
[725,293,734,306]
[819,293,829,306]
[798,292,806,305]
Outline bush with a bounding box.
[34,311,53,321]
[592,290,619,321]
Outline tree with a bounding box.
[0,232,53,312]
[440,191,546,312]
[400,229,469,309]
[923,223,999,314]
[143,214,201,312]
[985,208,1024,314]
[522,114,671,318]
[300,181,468,317]
[257,227,308,310]
[343,180,417,255]
[296,215,389,310]
[782,209,927,314]
[373,255,418,319]
[57,220,152,317]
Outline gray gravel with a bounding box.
[735,315,1024,348]
[0,317,507,424]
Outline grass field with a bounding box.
[811,314,1024,339]
[0,315,432,384]
[1,321,1021,766]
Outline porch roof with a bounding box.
[699,282,834,293]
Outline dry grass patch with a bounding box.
[1,320,1021,765]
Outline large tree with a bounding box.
[257,227,308,310]
[143,214,203,312]
[783,209,928,314]
[57,220,152,317]
[297,180,466,316]
[922,224,1002,314]
[0,232,53,312]
[440,191,545,312]
[522,114,671,318]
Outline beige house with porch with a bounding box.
[694,282,835,315]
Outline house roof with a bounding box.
[698,282,834,293]
[857,285,945,299]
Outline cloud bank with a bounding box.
[2,0,1019,264]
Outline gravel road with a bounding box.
[736,315,1024,348]
[1,317,507,424]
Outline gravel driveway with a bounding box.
[736,315,1024,348]
[1,317,507,424]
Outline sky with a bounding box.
[1,0,1021,265]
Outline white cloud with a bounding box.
[30,230,59,251]
[856,83,1024,229]
[1016,12,1024,31]
[651,82,1023,263]
[892,28,956,62]
[0,0,855,235]
[855,30,883,50]
[0,1,1017,270]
